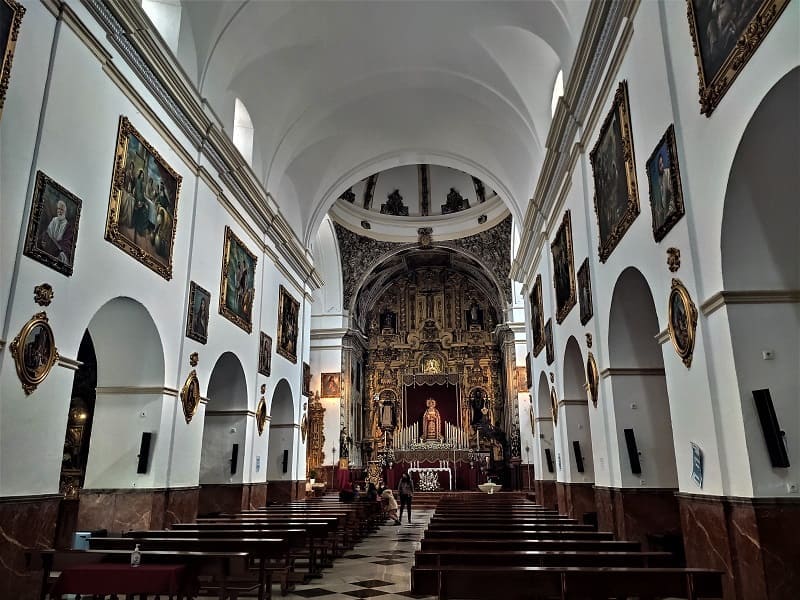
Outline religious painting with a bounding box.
[544,318,554,366]
[529,274,545,356]
[219,226,257,333]
[550,387,559,426]
[276,285,299,363]
[525,353,532,390]
[646,124,686,242]
[515,366,527,393]
[321,372,341,397]
[180,369,200,424]
[589,81,639,263]
[185,282,210,344]
[256,396,267,436]
[105,117,182,280]
[0,0,25,124]
[668,278,698,368]
[258,332,272,376]
[586,352,599,407]
[551,210,576,324]
[23,171,83,277]
[686,0,790,116]
[9,312,59,395]
[577,258,593,326]
[303,362,311,397]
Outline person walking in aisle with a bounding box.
[398,473,414,524]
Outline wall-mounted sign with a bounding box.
[691,442,704,488]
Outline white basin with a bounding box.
[478,482,501,494]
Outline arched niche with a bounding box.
[720,67,799,492]
[608,268,677,489]
[267,379,296,482]
[535,370,555,480]
[561,336,594,482]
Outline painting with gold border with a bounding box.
[550,387,558,426]
[668,278,698,368]
[544,318,554,366]
[551,210,576,324]
[586,352,599,407]
[686,0,790,116]
[276,285,299,363]
[321,372,341,397]
[219,226,257,333]
[186,282,210,344]
[258,332,272,376]
[256,397,268,436]
[646,124,686,242]
[529,274,545,356]
[0,0,25,124]
[180,369,201,424]
[590,81,639,263]
[105,117,182,280]
[577,258,593,326]
[10,312,59,395]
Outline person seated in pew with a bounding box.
[381,489,401,525]
[364,482,378,502]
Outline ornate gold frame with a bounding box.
[256,396,268,436]
[544,318,554,366]
[219,226,258,333]
[668,278,698,368]
[530,274,545,356]
[276,285,300,363]
[550,387,558,426]
[180,369,201,424]
[185,281,210,344]
[686,0,790,116]
[586,352,599,407]
[577,258,593,326]
[646,124,686,242]
[105,117,182,280]
[0,0,25,124]
[590,80,640,263]
[551,210,577,324]
[258,332,272,376]
[9,311,59,395]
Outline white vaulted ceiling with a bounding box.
[175,1,590,243]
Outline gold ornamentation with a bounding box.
[667,278,698,368]
[551,210,577,324]
[9,312,59,394]
[418,227,433,247]
[256,396,268,436]
[586,333,593,348]
[667,247,681,273]
[306,391,326,471]
[300,412,308,443]
[685,0,790,116]
[586,352,599,407]
[550,387,558,426]
[189,352,199,367]
[0,0,25,124]
[276,285,300,363]
[219,226,257,333]
[260,383,267,394]
[180,369,201,424]
[34,283,54,307]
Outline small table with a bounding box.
[50,563,187,598]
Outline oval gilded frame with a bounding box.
[180,369,201,424]
[9,311,59,395]
[667,278,698,368]
[550,387,558,426]
[256,396,268,436]
[586,352,599,407]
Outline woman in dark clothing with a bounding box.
[397,473,414,523]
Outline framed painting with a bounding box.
[321,372,341,397]
[551,210,576,324]
[258,332,272,376]
[277,285,299,363]
[23,171,83,276]
[180,369,200,424]
[590,81,639,263]
[9,311,59,395]
[529,274,545,356]
[550,387,558,426]
[105,117,182,279]
[586,352,599,407]
[525,353,532,390]
[185,281,210,344]
[577,258,593,326]
[515,366,527,394]
[686,0,790,116]
[544,318,554,366]
[646,124,686,242]
[303,362,311,397]
[0,0,25,124]
[256,397,267,436]
[219,226,257,333]
[668,278,698,368]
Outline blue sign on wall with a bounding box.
[691,442,704,488]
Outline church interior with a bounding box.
[0,0,797,598]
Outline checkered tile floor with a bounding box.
[202,510,434,600]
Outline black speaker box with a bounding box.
[136,432,152,474]
[752,389,790,468]
[230,444,239,475]
[623,428,642,475]
[282,449,289,473]
[573,440,585,473]
[544,448,554,473]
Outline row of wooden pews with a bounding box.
[411,495,724,600]
[33,494,383,599]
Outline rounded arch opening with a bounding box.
[562,336,585,401]
[535,370,555,482]
[560,336,594,483]
[268,379,296,482]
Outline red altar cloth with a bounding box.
[50,563,187,596]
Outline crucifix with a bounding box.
[419,288,436,320]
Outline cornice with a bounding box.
[205,410,257,418]
[701,289,800,316]
[57,355,83,372]
[599,367,665,379]
[95,386,179,396]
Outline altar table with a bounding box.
[50,563,188,598]
[408,466,453,491]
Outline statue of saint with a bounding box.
[422,398,442,441]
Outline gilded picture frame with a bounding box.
[186,281,210,344]
[668,278,698,368]
[0,0,25,124]
[544,318,554,366]
[303,362,311,397]
[586,352,599,407]
[529,274,545,356]
[515,366,527,394]
[256,396,268,436]
[590,80,639,263]
[9,311,59,395]
[646,124,686,242]
[276,285,300,363]
[550,387,558,426]
[551,210,577,324]
[258,332,272,376]
[180,369,201,424]
[525,353,532,390]
[23,171,83,277]
[321,372,341,397]
[105,117,182,280]
[686,0,790,116]
[577,258,593,326]
[219,226,257,333]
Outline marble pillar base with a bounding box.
[556,481,595,520]
[533,479,557,510]
[197,483,268,515]
[268,480,306,503]
[594,486,681,552]
[678,493,800,600]
[0,494,61,600]
[77,487,198,533]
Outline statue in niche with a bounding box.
[470,388,489,429]
[441,187,470,214]
[380,397,396,430]
[339,428,352,459]
[380,309,397,333]
[423,356,441,374]
[422,398,442,441]
[380,189,409,216]
[465,298,484,330]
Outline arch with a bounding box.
[206,351,248,411]
[267,378,296,481]
[562,336,584,401]
[608,268,662,369]
[310,216,344,319]
[536,371,551,418]
[560,336,594,484]
[233,97,255,165]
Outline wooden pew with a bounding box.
[420,538,641,553]
[423,529,614,540]
[426,523,595,533]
